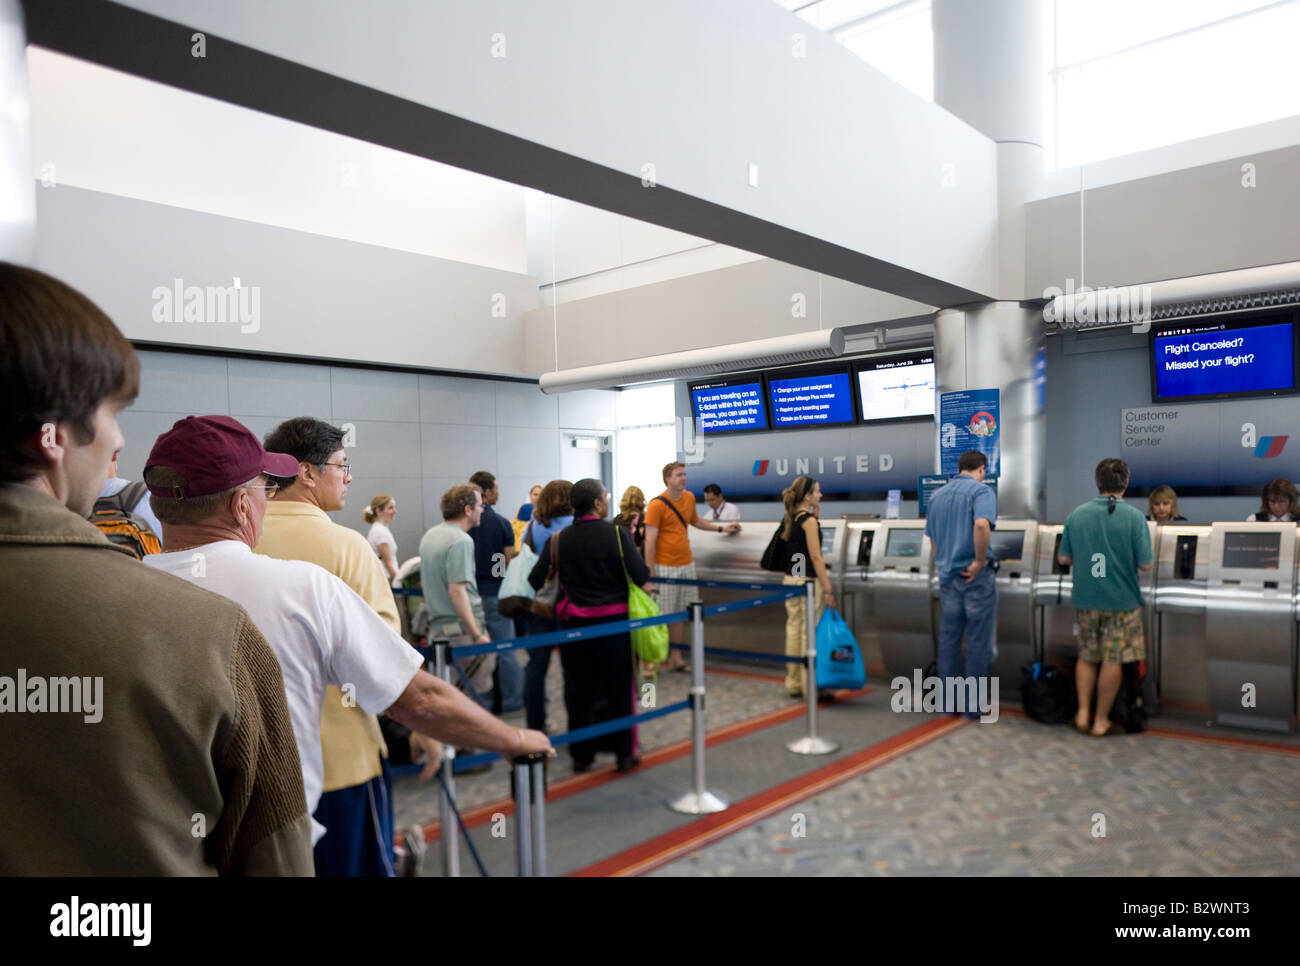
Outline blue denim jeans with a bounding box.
[481,594,524,713]
[936,567,997,715]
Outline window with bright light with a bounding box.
[1046,0,1300,169]
[614,384,677,507]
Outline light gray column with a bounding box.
[932,0,1044,300]
[935,304,1045,521]
[0,0,36,264]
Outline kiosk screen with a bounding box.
[886,529,924,558]
[989,530,1024,562]
[1222,531,1282,570]
[820,528,836,557]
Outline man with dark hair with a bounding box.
[702,483,740,524]
[467,470,523,713]
[420,484,498,716]
[256,415,419,876]
[1058,457,1153,736]
[0,263,313,874]
[924,449,998,717]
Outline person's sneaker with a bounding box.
[616,755,641,773]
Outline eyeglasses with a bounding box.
[320,461,352,475]
[243,482,280,498]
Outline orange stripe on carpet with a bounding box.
[406,685,872,846]
[568,715,965,877]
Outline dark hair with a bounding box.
[535,480,573,527]
[957,450,987,473]
[262,417,346,490]
[703,484,722,497]
[1095,457,1130,494]
[441,483,481,520]
[1259,478,1299,517]
[469,470,496,492]
[570,478,605,517]
[0,263,140,483]
[781,476,818,540]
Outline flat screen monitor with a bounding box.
[854,352,935,422]
[989,530,1025,562]
[820,527,836,557]
[885,528,923,558]
[766,365,855,430]
[1221,531,1282,570]
[1150,310,1299,402]
[689,376,768,434]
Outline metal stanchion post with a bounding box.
[786,580,839,755]
[530,758,547,877]
[669,601,729,814]
[434,638,462,876]
[513,758,533,877]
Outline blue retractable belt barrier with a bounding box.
[449,608,691,657]
[650,576,796,591]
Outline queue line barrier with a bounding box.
[393,577,839,875]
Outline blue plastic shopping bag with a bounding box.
[815,608,865,691]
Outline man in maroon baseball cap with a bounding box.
[146,415,299,502]
[141,414,554,862]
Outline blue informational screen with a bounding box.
[1152,317,1296,401]
[767,369,855,429]
[690,379,768,433]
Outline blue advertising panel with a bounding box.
[767,367,855,429]
[938,389,1000,476]
[1151,315,1295,401]
[689,376,768,434]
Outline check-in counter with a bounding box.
[867,520,935,677]
[1205,523,1298,733]
[1151,524,1212,714]
[691,518,847,662]
[988,520,1038,687]
[838,519,883,672]
[1032,525,1076,668]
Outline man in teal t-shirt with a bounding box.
[1057,458,1153,736]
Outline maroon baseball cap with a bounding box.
[145,415,301,498]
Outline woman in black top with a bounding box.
[780,476,834,699]
[529,478,650,773]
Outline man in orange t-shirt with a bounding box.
[644,462,741,670]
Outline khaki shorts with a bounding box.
[651,563,702,615]
[1075,608,1145,664]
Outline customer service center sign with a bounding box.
[1121,402,1300,488]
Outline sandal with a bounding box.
[1073,721,1091,735]
[1090,722,1118,737]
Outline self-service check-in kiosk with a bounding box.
[1205,523,1299,733]
[1032,525,1076,667]
[988,521,1038,687]
[838,518,883,671]
[867,520,935,677]
[1151,524,1212,713]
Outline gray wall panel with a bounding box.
[133,350,228,414]
[419,424,499,480]
[496,426,560,482]
[331,368,420,423]
[227,358,333,418]
[418,374,497,426]
[496,382,558,429]
[336,419,422,480]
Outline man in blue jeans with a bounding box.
[468,471,524,712]
[924,450,998,717]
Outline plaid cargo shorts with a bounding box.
[1075,608,1146,664]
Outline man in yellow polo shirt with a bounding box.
[256,416,433,876]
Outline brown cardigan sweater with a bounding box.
[0,483,313,875]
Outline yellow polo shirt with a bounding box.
[255,500,402,793]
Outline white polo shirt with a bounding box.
[144,540,423,842]
[704,500,740,523]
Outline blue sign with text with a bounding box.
[939,389,1000,476]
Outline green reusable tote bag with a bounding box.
[617,525,669,663]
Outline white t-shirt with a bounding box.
[703,500,740,523]
[1245,512,1295,521]
[368,522,397,558]
[144,540,422,842]
[99,477,165,539]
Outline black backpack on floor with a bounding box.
[1021,662,1076,724]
